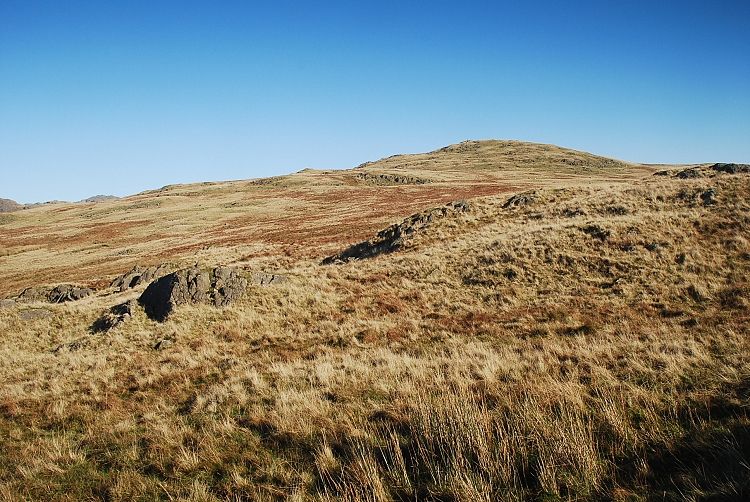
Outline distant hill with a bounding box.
[0,198,22,212]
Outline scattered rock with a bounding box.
[80,195,119,203]
[562,208,586,218]
[322,200,470,264]
[654,163,748,179]
[18,308,53,321]
[605,205,629,215]
[91,300,136,333]
[355,172,430,185]
[503,191,537,209]
[680,318,699,328]
[251,273,288,286]
[52,337,87,353]
[139,266,247,321]
[675,253,687,265]
[700,188,717,206]
[48,284,94,303]
[660,308,685,318]
[710,163,750,174]
[580,224,610,242]
[111,264,172,292]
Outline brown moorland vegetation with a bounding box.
[0,140,748,501]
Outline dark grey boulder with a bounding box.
[139,266,247,321]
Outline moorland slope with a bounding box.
[0,141,748,501]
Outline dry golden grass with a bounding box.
[0,141,748,500]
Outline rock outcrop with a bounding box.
[711,163,750,174]
[16,284,93,303]
[139,266,247,321]
[654,163,750,178]
[111,264,172,292]
[322,200,470,264]
[0,198,22,213]
[48,284,94,303]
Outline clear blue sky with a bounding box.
[1,0,749,203]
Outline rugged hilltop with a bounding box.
[0,141,748,501]
[0,198,22,213]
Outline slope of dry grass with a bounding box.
[0,141,748,501]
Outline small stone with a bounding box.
[153,338,174,350]
[91,300,136,333]
[700,188,717,206]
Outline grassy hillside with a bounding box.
[1,142,748,500]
